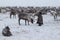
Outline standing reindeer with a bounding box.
[18,12,35,25]
[48,10,60,20]
[10,9,16,18]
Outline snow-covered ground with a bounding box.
[0,13,60,40]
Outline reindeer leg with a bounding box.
[13,15,14,18]
[54,15,57,20]
[25,20,26,25]
[10,14,11,18]
[18,18,21,25]
[55,14,57,19]
[28,20,29,25]
[54,15,56,19]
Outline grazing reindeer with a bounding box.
[18,12,35,25]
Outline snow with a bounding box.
[0,13,60,40]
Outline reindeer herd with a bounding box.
[0,6,60,25]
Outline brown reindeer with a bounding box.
[18,12,34,25]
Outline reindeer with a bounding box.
[18,12,35,25]
[10,9,17,18]
[48,9,60,20]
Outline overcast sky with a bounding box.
[0,0,60,7]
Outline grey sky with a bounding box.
[0,0,60,7]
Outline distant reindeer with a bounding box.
[49,10,60,20]
[18,12,35,25]
[10,9,16,18]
